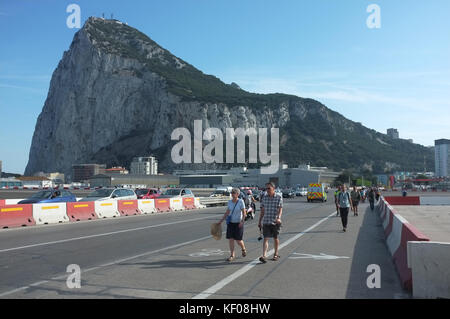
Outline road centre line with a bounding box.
[0,215,217,253]
[193,210,337,299]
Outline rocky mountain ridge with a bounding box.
[25,17,434,179]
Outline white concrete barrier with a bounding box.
[386,213,409,255]
[33,203,69,225]
[170,197,184,211]
[407,241,450,299]
[94,200,120,218]
[5,199,24,205]
[138,199,157,214]
[194,197,206,209]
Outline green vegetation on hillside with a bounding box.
[84,18,434,174]
[280,113,434,173]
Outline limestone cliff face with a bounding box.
[25,18,433,177]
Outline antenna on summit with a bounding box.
[102,13,105,19]
[111,13,114,20]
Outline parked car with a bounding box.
[295,187,308,197]
[158,188,194,198]
[282,188,295,198]
[18,189,77,204]
[135,188,161,199]
[275,188,283,197]
[78,188,137,202]
[209,189,231,198]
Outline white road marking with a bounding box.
[189,249,227,257]
[0,215,216,254]
[193,211,337,299]
[289,253,350,260]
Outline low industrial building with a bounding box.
[175,165,340,188]
[89,174,179,188]
[72,164,106,182]
[179,175,235,188]
[16,176,53,188]
[0,177,23,188]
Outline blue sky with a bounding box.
[1,0,449,174]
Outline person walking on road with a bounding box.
[350,186,361,216]
[258,182,283,263]
[337,185,353,232]
[367,188,376,210]
[334,187,341,216]
[218,188,247,262]
[360,188,366,203]
[376,188,381,201]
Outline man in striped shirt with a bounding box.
[258,182,283,263]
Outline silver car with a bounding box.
[158,188,194,198]
[78,188,137,201]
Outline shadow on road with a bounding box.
[344,203,410,298]
[117,258,235,270]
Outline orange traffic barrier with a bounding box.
[155,198,171,212]
[118,200,141,216]
[66,202,97,221]
[0,204,35,228]
[182,197,196,210]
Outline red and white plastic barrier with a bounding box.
[33,203,69,225]
[66,202,97,221]
[0,204,35,228]
[377,197,430,290]
[0,192,208,230]
[154,198,171,212]
[182,197,196,210]
[170,198,184,211]
[137,199,157,214]
[118,200,141,216]
[194,197,206,209]
[94,200,120,218]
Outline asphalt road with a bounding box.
[0,196,410,299]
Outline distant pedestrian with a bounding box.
[367,188,376,210]
[218,188,247,262]
[337,185,353,232]
[350,186,361,216]
[402,186,407,197]
[360,188,366,203]
[258,182,283,263]
[334,186,341,216]
[375,188,381,201]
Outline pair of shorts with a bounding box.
[263,224,281,238]
[226,222,244,240]
[352,201,359,207]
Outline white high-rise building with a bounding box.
[130,156,158,175]
[435,139,450,177]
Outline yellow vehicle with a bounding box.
[307,183,328,203]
